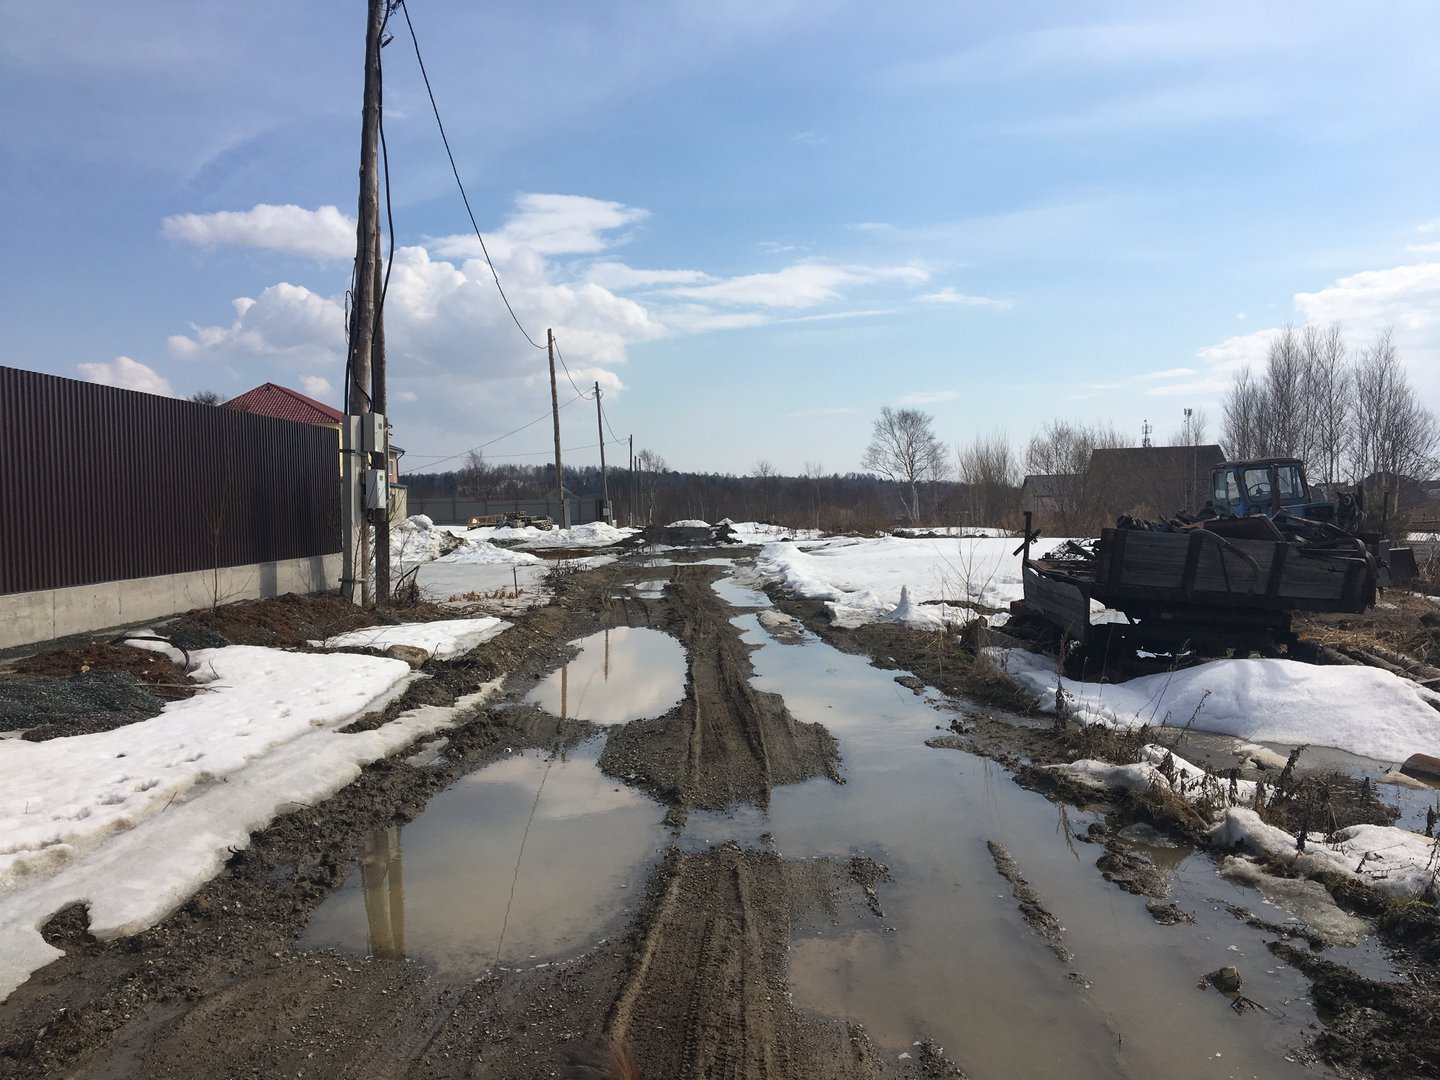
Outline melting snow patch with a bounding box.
[315,617,510,661]
[994,648,1440,763]
[0,649,496,1002]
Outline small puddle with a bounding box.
[525,627,686,725]
[685,576,1353,1079]
[300,737,666,974]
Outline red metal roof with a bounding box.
[224,383,344,425]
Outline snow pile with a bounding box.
[1213,809,1440,900]
[995,649,1440,763]
[316,616,510,661]
[0,646,484,1001]
[1049,743,1264,807]
[723,521,822,543]
[1053,744,1440,901]
[667,519,710,528]
[518,522,634,549]
[390,515,452,567]
[893,526,1011,538]
[753,535,1070,630]
[438,541,543,566]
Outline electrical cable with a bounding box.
[402,392,590,469]
[551,336,594,399]
[397,0,546,351]
[599,398,622,444]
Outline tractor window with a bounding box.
[1214,470,1241,508]
[1242,468,1271,502]
[1275,463,1308,504]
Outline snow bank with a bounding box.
[724,521,822,543]
[667,519,710,528]
[0,647,493,1002]
[438,541,543,566]
[390,514,447,566]
[1049,744,1263,807]
[317,617,510,661]
[1213,808,1440,900]
[753,535,1070,630]
[995,648,1440,763]
[1054,745,1440,901]
[517,522,634,549]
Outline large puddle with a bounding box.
[300,736,666,974]
[524,626,686,724]
[684,577,1353,1079]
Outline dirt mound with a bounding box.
[13,643,193,701]
[0,670,167,741]
[171,593,380,648]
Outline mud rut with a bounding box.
[0,559,944,1080]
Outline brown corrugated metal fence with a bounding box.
[1,366,341,595]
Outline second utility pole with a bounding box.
[547,329,568,528]
[594,382,610,524]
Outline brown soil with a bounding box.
[12,643,194,701]
[599,568,841,818]
[986,841,1075,968]
[1298,589,1440,666]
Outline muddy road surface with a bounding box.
[3,551,1438,1078]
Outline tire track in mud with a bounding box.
[599,566,841,817]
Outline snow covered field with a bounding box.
[752,534,1072,629]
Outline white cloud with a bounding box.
[1140,367,1195,380]
[585,262,712,290]
[664,262,927,309]
[1406,242,1440,255]
[76,356,174,396]
[396,390,418,403]
[300,375,333,398]
[1418,217,1440,234]
[899,390,957,405]
[848,222,894,233]
[431,193,647,260]
[162,204,355,260]
[917,286,1011,309]
[1294,262,1440,340]
[785,406,855,418]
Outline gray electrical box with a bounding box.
[365,468,389,510]
[361,412,387,454]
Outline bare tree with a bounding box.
[456,450,502,503]
[1024,418,1124,531]
[1303,323,1350,485]
[861,406,943,523]
[635,448,667,525]
[752,458,779,522]
[956,430,1018,528]
[190,390,226,405]
[1351,330,1438,488]
[1222,365,1263,460]
[803,460,826,531]
[1167,407,1211,447]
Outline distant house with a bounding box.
[225,382,406,515]
[1019,473,1078,521]
[1085,444,1226,520]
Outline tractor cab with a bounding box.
[1209,458,1336,522]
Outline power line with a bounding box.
[599,398,622,444]
[396,0,545,351]
[551,336,594,399]
[403,392,589,469]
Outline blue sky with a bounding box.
[4,1,1439,476]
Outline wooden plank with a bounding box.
[1023,565,1091,643]
[1180,531,1205,595]
[1265,541,1289,597]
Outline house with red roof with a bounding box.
[225,383,406,514]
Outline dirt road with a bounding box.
[4,552,1440,1079]
[0,559,944,1079]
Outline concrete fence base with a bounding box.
[0,553,343,650]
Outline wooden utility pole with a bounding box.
[343,0,386,605]
[629,435,634,526]
[372,243,390,601]
[595,382,610,524]
[547,329,568,528]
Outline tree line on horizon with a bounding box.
[403,323,1437,534]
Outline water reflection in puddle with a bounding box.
[686,603,1342,1080]
[526,627,686,724]
[301,737,665,974]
